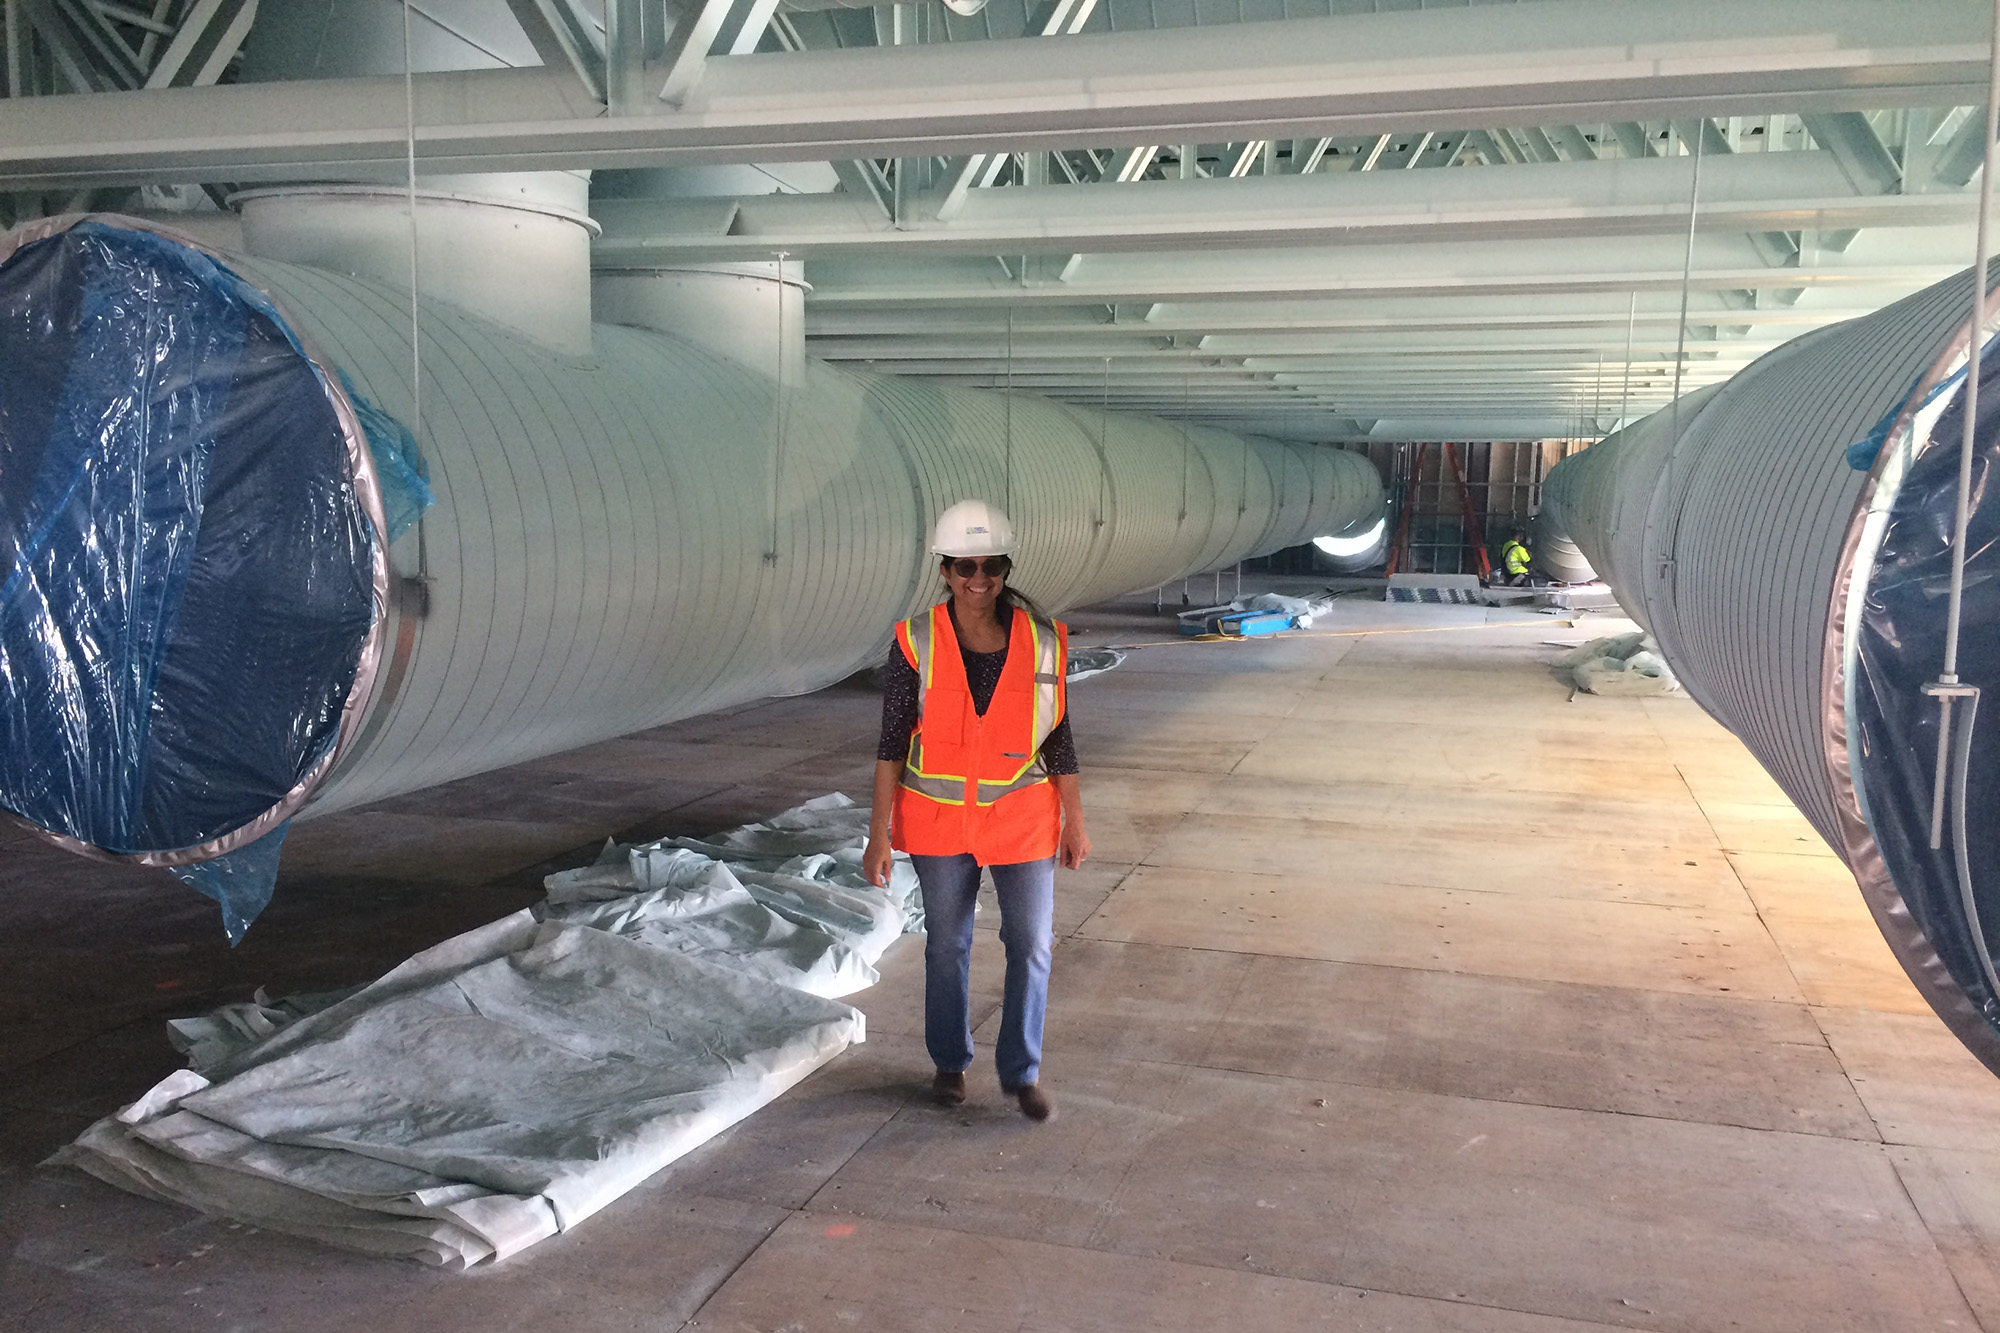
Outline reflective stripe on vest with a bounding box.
[895,602,1064,808]
[975,612,1064,804]
[899,610,968,804]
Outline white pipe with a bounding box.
[594,262,809,384]
[214,248,1382,816]
[1943,0,2000,686]
[0,216,1382,868]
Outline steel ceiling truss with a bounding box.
[4,0,256,97]
[2,0,1995,440]
[0,0,1982,186]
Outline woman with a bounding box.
[862,500,1090,1122]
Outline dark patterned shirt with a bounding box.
[876,601,1079,774]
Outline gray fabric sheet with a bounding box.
[550,792,927,936]
[55,794,909,1268]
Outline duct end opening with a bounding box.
[1312,515,1387,570]
[1843,337,2000,1066]
[0,217,387,906]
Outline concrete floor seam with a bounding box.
[1883,1153,1995,1333]
[1063,922,1822,1010]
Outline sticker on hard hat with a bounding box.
[969,525,988,533]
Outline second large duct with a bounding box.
[1544,266,2000,1074]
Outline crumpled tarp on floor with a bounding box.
[54,794,910,1268]
[1554,631,1682,697]
[1064,646,1128,682]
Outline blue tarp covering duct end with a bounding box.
[1850,350,2000,1040]
[0,216,394,938]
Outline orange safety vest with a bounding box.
[890,601,1068,865]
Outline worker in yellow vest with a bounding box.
[863,500,1090,1122]
[1497,529,1532,586]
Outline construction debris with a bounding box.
[1177,589,1338,636]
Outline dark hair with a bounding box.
[938,555,1051,622]
[999,585,1052,622]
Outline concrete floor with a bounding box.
[7,588,2000,1331]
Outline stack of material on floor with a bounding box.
[1384,573,1485,604]
[1176,589,1337,636]
[1538,582,1623,613]
[1175,603,1234,635]
[1555,632,1681,697]
[53,795,910,1268]
[1234,590,1336,628]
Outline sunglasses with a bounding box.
[945,557,1010,579]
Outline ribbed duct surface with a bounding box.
[1543,266,2000,1072]
[0,218,1381,867]
[272,268,1378,817]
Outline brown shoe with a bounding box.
[931,1069,967,1105]
[1013,1083,1055,1122]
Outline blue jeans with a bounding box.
[912,853,1055,1089]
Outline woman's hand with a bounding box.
[862,835,894,888]
[1052,772,1088,869]
[1057,819,1090,870]
[865,760,902,888]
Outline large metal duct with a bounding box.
[1542,265,2000,1073]
[0,215,1380,921]
[1524,482,1597,584]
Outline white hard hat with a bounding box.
[929,499,1015,557]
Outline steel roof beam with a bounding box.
[502,0,607,103]
[807,338,1794,364]
[896,359,1748,377]
[589,150,1972,260]
[802,297,1896,336]
[800,230,1971,306]
[875,354,1764,372]
[0,0,1984,190]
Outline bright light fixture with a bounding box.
[1313,517,1385,558]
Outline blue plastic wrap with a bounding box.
[166,821,292,945]
[1845,334,2000,473]
[336,368,433,544]
[1853,352,2000,1025]
[0,219,383,934]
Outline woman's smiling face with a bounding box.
[943,556,1008,612]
